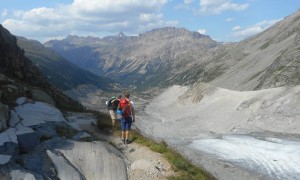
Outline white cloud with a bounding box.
[197,28,207,34]
[184,0,194,4]
[232,25,240,30]
[2,0,175,42]
[198,0,249,15]
[226,17,234,22]
[1,9,8,17]
[229,19,281,41]
[139,13,163,22]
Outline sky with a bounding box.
[0,0,300,43]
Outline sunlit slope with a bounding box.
[141,83,300,139]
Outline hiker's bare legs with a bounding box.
[112,119,115,127]
[125,131,129,140]
[121,131,130,143]
[121,131,125,140]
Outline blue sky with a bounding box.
[0,0,299,43]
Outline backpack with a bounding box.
[118,98,132,117]
[107,99,113,110]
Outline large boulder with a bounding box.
[46,139,127,180]
[0,98,129,179]
[0,128,17,165]
[10,169,41,180]
[19,150,57,179]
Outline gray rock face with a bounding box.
[0,102,9,131]
[10,170,40,180]
[47,141,127,180]
[17,133,40,154]
[0,99,128,179]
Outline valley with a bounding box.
[0,6,300,180]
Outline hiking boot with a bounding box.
[125,139,130,144]
[121,138,125,144]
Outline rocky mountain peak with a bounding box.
[116,32,126,38]
[142,27,209,40]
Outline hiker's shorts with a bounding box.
[120,117,132,131]
[109,110,117,120]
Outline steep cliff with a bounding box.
[0,25,48,88]
[0,25,83,113]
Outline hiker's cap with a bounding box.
[112,96,116,99]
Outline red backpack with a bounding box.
[118,98,132,117]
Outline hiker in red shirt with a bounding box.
[118,91,135,144]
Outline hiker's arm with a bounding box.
[131,106,135,121]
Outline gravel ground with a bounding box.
[82,124,176,180]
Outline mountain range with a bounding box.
[44,27,219,89]
[44,11,300,91]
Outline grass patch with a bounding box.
[80,136,96,142]
[131,131,216,180]
[56,125,78,138]
[57,102,84,112]
[94,111,113,131]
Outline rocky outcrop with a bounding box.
[47,141,127,180]
[0,97,127,179]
